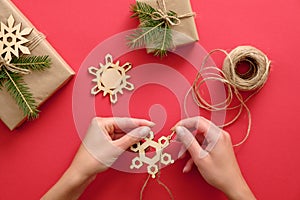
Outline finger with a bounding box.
[183,158,194,173]
[172,116,212,134]
[113,133,125,140]
[176,126,208,160]
[113,117,155,133]
[113,126,151,150]
[83,121,122,167]
[174,117,222,152]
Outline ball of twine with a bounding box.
[185,46,271,147]
[222,45,271,91]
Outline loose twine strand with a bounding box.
[185,46,271,147]
[140,134,175,200]
[27,32,45,51]
[140,172,174,200]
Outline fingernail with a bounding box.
[175,126,184,137]
[148,122,155,127]
[138,127,151,138]
[183,166,188,173]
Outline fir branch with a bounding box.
[3,68,39,119]
[127,22,164,49]
[130,2,156,21]
[154,26,171,57]
[128,1,177,57]
[0,70,5,79]
[11,55,51,71]
[150,26,174,57]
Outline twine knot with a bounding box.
[0,57,30,75]
[151,0,195,26]
[151,9,181,26]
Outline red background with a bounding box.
[1,0,300,199]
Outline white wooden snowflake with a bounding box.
[130,131,174,178]
[0,15,32,62]
[88,54,134,104]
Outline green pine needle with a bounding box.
[128,1,176,57]
[130,2,156,20]
[3,69,39,119]
[0,55,51,119]
[0,71,5,88]
[11,55,51,71]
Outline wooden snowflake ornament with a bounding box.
[88,54,134,104]
[130,131,174,178]
[0,15,32,62]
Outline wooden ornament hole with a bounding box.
[7,36,13,42]
[132,143,138,149]
[146,150,158,159]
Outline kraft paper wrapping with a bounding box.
[139,0,199,47]
[0,0,75,130]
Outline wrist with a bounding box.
[224,178,256,200]
[66,165,97,186]
[41,167,96,200]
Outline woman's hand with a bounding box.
[42,117,154,200]
[71,117,154,177]
[174,116,256,200]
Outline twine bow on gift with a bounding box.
[128,0,197,57]
[151,0,195,26]
[0,58,30,74]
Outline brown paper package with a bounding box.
[139,0,199,47]
[0,0,75,130]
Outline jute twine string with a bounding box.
[140,170,174,200]
[0,58,31,74]
[139,133,175,200]
[185,46,271,147]
[27,32,46,51]
[151,0,195,26]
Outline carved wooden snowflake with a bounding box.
[0,15,32,62]
[88,54,134,104]
[130,131,174,178]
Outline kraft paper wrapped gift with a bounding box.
[139,0,199,47]
[0,0,75,130]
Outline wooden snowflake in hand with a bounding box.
[130,131,174,178]
[88,54,134,104]
[0,15,32,61]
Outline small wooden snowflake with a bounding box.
[130,131,174,178]
[88,54,134,104]
[0,15,32,61]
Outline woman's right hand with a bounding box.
[173,117,256,200]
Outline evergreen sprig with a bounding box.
[11,55,51,71]
[0,55,51,119]
[128,1,176,57]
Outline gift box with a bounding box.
[137,0,199,48]
[0,0,75,130]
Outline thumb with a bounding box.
[176,126,208,159]
[113,126,151,150]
